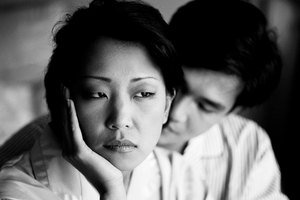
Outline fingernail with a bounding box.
[66,99,71,109]
[63,86,70,100]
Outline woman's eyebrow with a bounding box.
[131,77,159,82]
[79,75,111,82]
[78,76,159,83]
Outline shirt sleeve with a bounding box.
[240,126,289,200]
[0,167,62,200]
[223,115,289,200]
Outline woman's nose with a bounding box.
[105,97,133,130]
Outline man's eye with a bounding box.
[135,92,155,98]
[197,102,214,113]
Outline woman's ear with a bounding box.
[163,89,176,124]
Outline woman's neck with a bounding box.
[122,170,133,192]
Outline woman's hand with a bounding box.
[61,86,126,200]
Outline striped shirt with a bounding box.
[182,114,289,200]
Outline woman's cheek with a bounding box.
[75,102,105,147]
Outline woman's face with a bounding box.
[71,37,172,171]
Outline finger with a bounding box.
[65,99,125,195]
[66,99,118,169]
[67,98,87,154]
[61,85,74,155]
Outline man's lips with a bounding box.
[103,139,137,153]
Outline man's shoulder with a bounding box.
[219,114,272,148]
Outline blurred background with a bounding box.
[0,0,298,199]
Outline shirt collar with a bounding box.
[184,124,225,158]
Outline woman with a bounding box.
[0,0,207,199]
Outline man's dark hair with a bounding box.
[169,0,282,109]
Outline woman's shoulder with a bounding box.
[0,114,58,168]
[0,166,61,200]
[0,115,51,167]
[22,114,51,133]
[11,114,51,141]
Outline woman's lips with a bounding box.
[103,139,137,153]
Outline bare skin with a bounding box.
[62,87,126,200]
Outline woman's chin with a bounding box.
[111,159,140,172]
[102,151,144,171]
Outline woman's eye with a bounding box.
[85,92,108,99]
[135,92,155,98]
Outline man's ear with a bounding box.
[163,89,176,124]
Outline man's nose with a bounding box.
[168,96,190,123]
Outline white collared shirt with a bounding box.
[0,115,210,200]
[182,114,289,200]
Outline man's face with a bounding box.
[159,68,243,145]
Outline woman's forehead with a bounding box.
[75,38,164,83]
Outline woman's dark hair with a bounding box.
[169,0,282,109]
[44,0,183,140]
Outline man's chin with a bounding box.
[159,129,179,145]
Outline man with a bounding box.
[159,0,289,199]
